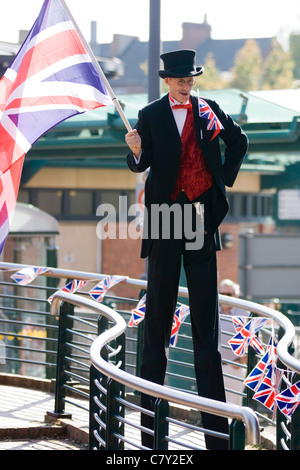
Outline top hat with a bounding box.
[158,49,203,78]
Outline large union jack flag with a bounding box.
[198,97,224,141]
[0,0,113,253]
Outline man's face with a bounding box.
[165,77,195,104]
[220,287,236,313]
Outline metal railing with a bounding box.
[0,261,299,450]
[48,290,259,450]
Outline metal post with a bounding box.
[89,364,99,449]
[136,314,144,381]
[106,378,125,450]
[291,379,300,450]
[229,419,245,450]
[96,315,109,449]
[48,301,74,418]
[45,237,59,379]
[246,346,257,408]
[148,0,161,103]
[154,399,169,450]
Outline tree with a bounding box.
[229,39,263,91]
[289,33,300,81]
[195,53,226,90]
[260,38,294,89]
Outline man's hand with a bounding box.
[125,129,142,158]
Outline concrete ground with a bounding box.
[0,375,276,451]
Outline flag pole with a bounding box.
[61,0,132,132]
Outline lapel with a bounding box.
[159,93,182,142]
[191,94,207,146]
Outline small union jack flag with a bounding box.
[48,279,87,303]
[170,304,190,347]
[198,97,224,140]
[232,316,249,332]
[253,364,284,416]
[11,267,49,285]
[89,275,127,303]
[275,380,300,417]
[228,317,270,357]
[0,0,113,253]
[244,336,278,392]
[128,294,146,327]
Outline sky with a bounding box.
[1,0,300,47]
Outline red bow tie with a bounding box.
[172,103,192,110]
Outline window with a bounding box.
[69,190,93,216]
[227,192,273,221]
[36,190,63,216]
[17,188,136,221]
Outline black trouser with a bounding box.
[140,190,228,450]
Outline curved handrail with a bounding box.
[0,260,299,374]
[1,261,299,373]
[218,293,300,375]
[2,261,299,447]
[50,290,260,446]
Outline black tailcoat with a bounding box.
[127,93,248,257]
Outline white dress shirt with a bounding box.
[133,95,189,163]
[168,95,188,136]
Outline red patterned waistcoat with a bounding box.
[172,107,213,201]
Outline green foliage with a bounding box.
[230,39,263,91]
[195,53,226,90]
[289,33,300,80]
[260,38,294,90]
[162,35,298,93]
[228,38,296,91]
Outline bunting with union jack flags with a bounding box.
[170,304,190,347]
[253,365,284,417]
[228,317,270,357]
[0,0,113,253]
[197,96,224,141]
[127,296,190,347]
[48,279,87,303]
[10,266,49,285]
[244,335,278,392]
[89,275,127,303]
[128,294,146,327]
[275,380,300,417]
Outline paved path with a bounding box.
[0,384,207,450]
[0,383,276,450]
[0,384,88,450]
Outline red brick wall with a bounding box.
[102,221,275,298]
[101,223,145,299]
